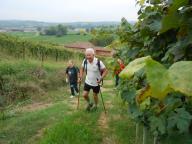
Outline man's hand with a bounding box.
[97,78,103,84]
[65,78,68,83]
[78,77,82,83]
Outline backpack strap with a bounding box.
[97,59,101,72]
[97,59,104,86]
[83,59,87,75]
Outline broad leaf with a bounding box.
[160,0,188,33]
[149,115,166,135]
[168,108,192,133]
[120,88,136,104]
[119,56,151,79]
[160,12,181,33]
[168,61,192,96]
[145,58,171,100]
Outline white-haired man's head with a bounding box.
[85,48,95,62]
[85,48,95,55]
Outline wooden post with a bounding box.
[143,126,147,144]
[136,123,139,144]
[153,135,159,144]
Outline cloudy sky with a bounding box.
[0,0,139,22]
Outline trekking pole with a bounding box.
[97,78,107,114]
[77,82,81,110]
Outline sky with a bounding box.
[0,0,139,22]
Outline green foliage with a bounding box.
[168,108,192,133]
[115,0,192,65]
[119,56,151,79]
[145,58,170,100]
[0,59,68,106]
[149,115,166,136]
[90,27,116,47]
[118,56,192,140]
[42,24,68,36]
[114,1,192,141]
[168,61,192,96]
[120,57,192,100]
[0,33,84,61]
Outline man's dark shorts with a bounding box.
[84,83,100,94]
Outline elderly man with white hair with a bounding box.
[79,48,108,111]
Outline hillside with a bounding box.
[0,20,123,29]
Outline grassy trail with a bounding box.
[38,79,137,144]
[0,77,137,144]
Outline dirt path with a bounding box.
[97,80,118,144]
[98,111,117,144]
[13,102,54,113]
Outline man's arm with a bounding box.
[79,66,84,83]
[99,60,108,80]
[65,68,69,82]
[101,68,108,80]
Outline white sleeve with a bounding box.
[100,60,106,70]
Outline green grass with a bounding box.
[39,110,102,144]
[8,32,91,45]
[0,102,69,144]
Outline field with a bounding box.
[8,32,91,44]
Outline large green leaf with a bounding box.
[145,58,171,100]
[149,115,166,135]
[160,0,188,33]
[120,57,192,101]
[168,108,192,133]
[168,61,192,96]
[119,56,151,79]
[160,12,181,33]
[148,19,161,32]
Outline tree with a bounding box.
[43,25,68,36]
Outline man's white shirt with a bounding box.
[82,57,105,86]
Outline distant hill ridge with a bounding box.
[0,20,136,29]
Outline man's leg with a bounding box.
[91,85,100,110]
[83,90,90,102]
[74,83,79,93]
[93,92,98,106]
[70,84,75,96]
[83,90,93,111]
